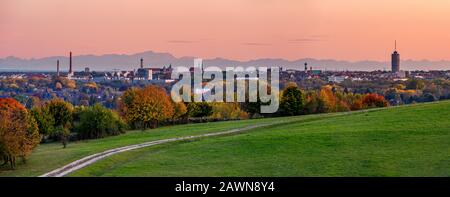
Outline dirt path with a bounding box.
[39,124,269,177]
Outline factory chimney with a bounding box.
[69,51,73,74]
[56,60,60,77]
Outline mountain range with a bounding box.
[1,51,450,72]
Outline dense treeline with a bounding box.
[279,83,388,116]
[338,78,450,105]
[0,83,390,169]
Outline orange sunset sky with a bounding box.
[1,0,450,61]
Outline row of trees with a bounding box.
[1,97,127,168]
[1,85,251,169]
[1,83,390,169]
[280,84,388,116]
[31,99,127,145]
[118,86,250,130]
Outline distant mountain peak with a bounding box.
[1,51,450,71]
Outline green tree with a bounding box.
[407,79,425,90]
[187,102,213,118]
[280,86,305,116]
[74,104,126,139]
[47,99,73,128]
[30,106,55,137]
[44,99,73,147]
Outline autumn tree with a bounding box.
[320,86,338,112]
[343,93,364,111]
[362,93,389,108]
[119,86,174,129]
[172,102,187,123]
[304,91,320,114]
[0,98,40,168]
[210,103,249,120]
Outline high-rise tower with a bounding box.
[140,58,144,69]
[194,58,203,71]
[391,41,400,72]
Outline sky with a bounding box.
[1,0,450,61]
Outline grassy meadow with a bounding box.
[71,101,450,177]
[2,101,449,177]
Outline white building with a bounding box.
[328,75,347,83]
[194,58,203,71]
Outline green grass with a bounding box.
[0,112,325,177]
[69,101,450,177]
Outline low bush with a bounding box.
[74,104,126,139]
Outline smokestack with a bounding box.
[56,60,60,77]
[69,51,73,74]
[140,58,143,69]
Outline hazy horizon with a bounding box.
[2,0,450,62]
[3,50,450,72]
[3,49,450,63]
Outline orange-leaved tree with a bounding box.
[362,93,389,108]
[319,86,338,112]
[0,98,40,168]
[119,85,174,129]
[172,102,187,123]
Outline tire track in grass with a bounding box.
[40,108,379,177]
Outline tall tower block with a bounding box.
[140,58,144,69]
[194,58,203,71]
[391,41,400,72]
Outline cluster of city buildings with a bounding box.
[279,43,405,83]
[51,52,175,84]
[2,44,450,108]
[2,42,450,85]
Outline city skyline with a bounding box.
[2,0,450,62]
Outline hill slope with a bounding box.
[0,113,320,176]
[71,101,450,177]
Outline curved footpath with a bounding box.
[39,124,270,177]
[39,109,364,177]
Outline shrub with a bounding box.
[362,93,389,108]
[210,103,248,120]
[187,102,213,118]
[74,104,126,139]
[172,102,187,121]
